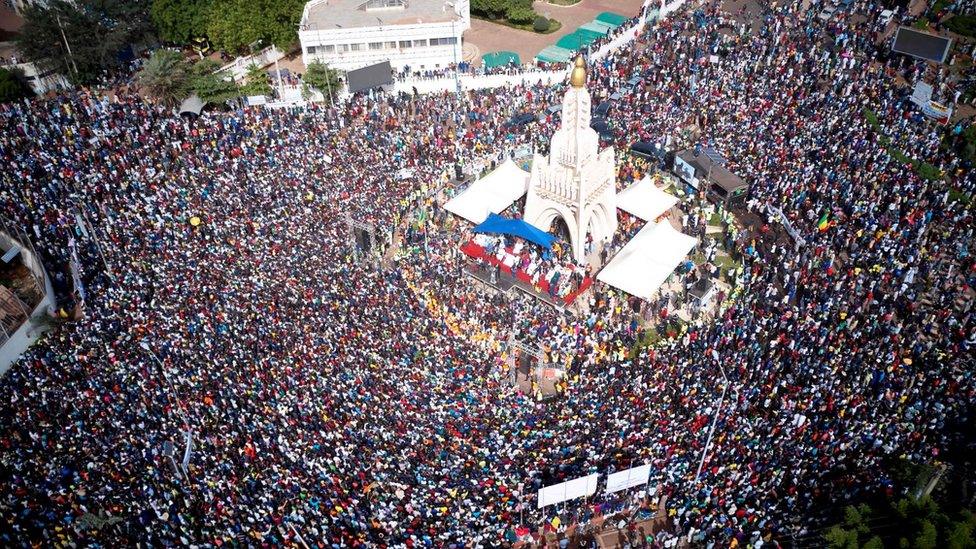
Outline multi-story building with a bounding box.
[299,0,470,72]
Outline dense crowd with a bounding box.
[1,0,974,547]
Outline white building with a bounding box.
[0,42,69,95]
[524,57,618,264]
[299,0,470,72]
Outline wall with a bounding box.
[393,69,564,94]
[300,21,463,71]
[217,45,287,82]
[0,229,54,377]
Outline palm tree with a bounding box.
[138,49,190,109]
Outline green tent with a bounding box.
[482,51,521,69]
[555,31,599,51]
[536,45,574,63]
[595,11,628,27]
[581,20,615,34]
[575,27,605,42]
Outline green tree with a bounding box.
[945,15,976,38]
[0,68,34,103]
[533,16,550,32]
[189,58,240,103]
[471,0,510,18]
[240,63,271,96]
[137,49,190,108]
[506,5,535,25]
[825,498,976,549]
[16,0,153,85]
[302,61,341,100]
[205,0,305,53]
[151,0,214,44]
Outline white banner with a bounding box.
[605,464,652,494]
[910,81,933,107]
[537,473,599,508]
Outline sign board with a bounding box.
[182,430,193,470]
[512,145,532,159]
[921,100,951,124]
[247,95,267,106]
[347,61,393,94]
[910,81,933,107]
[673,155,697,186]
[605,464,652,494]
[767,205,806,247]
[537,473,599,508]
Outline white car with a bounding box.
[879,9,895,26]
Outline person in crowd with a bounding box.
[0,1,972,547]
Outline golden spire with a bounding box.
[570,56,586,88]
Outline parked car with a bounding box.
[504,112,538,129]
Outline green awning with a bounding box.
[595,11,628,27]
[536,45,574,63]
[581,21,614,34]
[555,31,599,51]
[575,27,605,42]
[482,51,520,69]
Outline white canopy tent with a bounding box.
[444,158,530,223]
[616,176,679,221]
[597,222,697,300]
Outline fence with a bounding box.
[217,46,287,82]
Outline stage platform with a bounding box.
[460,241,592,310]
[464,263,570,310]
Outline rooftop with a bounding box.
[676,149,747,192]
[301,0,461,31]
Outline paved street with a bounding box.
[465,0,647,65]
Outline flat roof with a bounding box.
[676,149,747,192]
[302,0,460,31]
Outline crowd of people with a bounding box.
[0,0,974,547]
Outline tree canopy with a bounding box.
[151,0,214,44]
[17,0,152,85]
[240,63,272,97]
[824,497,976,549]
[215,0,305,52]
[137,49,190,108]
[189,59,240,103]
[302,61,341,100]
[0,68,34,103]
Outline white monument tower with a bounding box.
[524,57,617,264]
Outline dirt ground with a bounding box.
[464,0,647,66]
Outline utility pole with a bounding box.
[75,205,116,282]
[56,12,79,80]
[139,342,190,429]
[324,66,335,108]
[695,361,728,479]
[272,44,285,100]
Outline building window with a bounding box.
[430,37,457,46]
[412,39,427,47]
[369,42,384,50]
[336,44,349,52]
[350,43,365,51]
[399,40,411,48]
[386,41,398,49]
[322,44,336,53]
